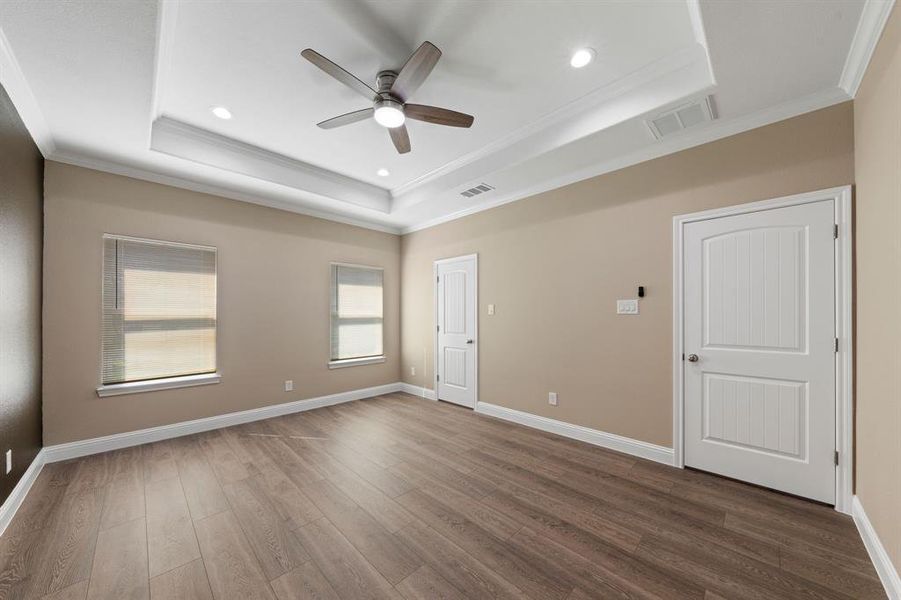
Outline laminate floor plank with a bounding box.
[294,517,402,600]
[28,487,104,597]
[171,438,230,521]
[197,431,251,485]
[142,441,180,485]
[303,479,421,585]
[395,565,466,600]
[41,580,89,600]
[145,476,202,577]
[149,559,213,600]
[221,479,309,580]
[85,517,148,600]
[99,464,145,531]
[270,561,340,600]
[397,488,574,600]
[194,511,275,600]
[0,394,883,600]
[392,521,526,600]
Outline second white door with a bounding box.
[683,200,836,503]
[436,255,477,408]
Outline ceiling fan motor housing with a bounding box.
[376,70,399,95]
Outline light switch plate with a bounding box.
[617,299,639,315]
[488,304,495,316]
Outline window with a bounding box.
[100,235,218,392]
[330,263,384,367]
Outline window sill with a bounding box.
[328,356,386,369]
[96,372,221,397]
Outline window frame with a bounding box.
[329,262,386,369]
[96,233,220,397]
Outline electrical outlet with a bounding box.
[548,392,558,406]
[284,380,294,392]
[411,366,416,376]
[5,450,11,475]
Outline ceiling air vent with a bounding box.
[646,97,714,140]
[460,183,495,198]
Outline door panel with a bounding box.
[684,201,835,503]
[437,256,476,408]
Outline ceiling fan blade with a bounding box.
[301,48,378,101]
[390,41,441,101]
[316,108,374,129]
[405,104,474,128]
[389,124,411,154]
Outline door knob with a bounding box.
[687,354,699,362]
[466,339,474,344]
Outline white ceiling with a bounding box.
[0,0,890,233]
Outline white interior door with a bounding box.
[683,200,836,503]
[436,255,477,408]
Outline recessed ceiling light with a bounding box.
[570,48,595,69]
[377,168,390,177]
[210,106,232,120]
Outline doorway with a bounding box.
[673,187,852,511]
[434,254,478,409]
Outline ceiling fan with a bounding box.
[301,41,474,154]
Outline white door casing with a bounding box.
[682,199,837,504]
[435,255,477,408]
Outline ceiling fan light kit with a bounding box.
[301,41,474,154]
[373,98,405,128]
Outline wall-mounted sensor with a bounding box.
[638,286,645,298]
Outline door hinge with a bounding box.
[834,337,839,353]
[437,374,440,382]
[437,325,440,332]
[834,450,839,466]
[437,275,440,283]
[834,224,839,239]
[682,353,685,361]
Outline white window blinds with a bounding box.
[102,235,217,385]
[330,264,384,361]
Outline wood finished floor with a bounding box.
[0,393,884,600]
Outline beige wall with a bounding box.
[854,5,901,574]
[42,162,400,445]
[401,102,854,447]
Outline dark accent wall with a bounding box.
[0,82,44,505]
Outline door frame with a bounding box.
[433,253,479,409]
[672,186,853,514]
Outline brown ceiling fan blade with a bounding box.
[389,124,411,154]
[301,48,378,101]
[316,108,374,129]
[405,104,474,128]
[390,41,441,101]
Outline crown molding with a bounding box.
[151,116,392,213]
[148,0,179,145]
[0,26,55,157]
[48,149,402,234]
[686,0,716,86]
[840,0,896,97]
[400,86,850,234]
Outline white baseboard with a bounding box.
[0,449,46,537]
[474,402,675,466]
[43,382,403,463]
[399,382,437,400]
[852,495,901,599]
